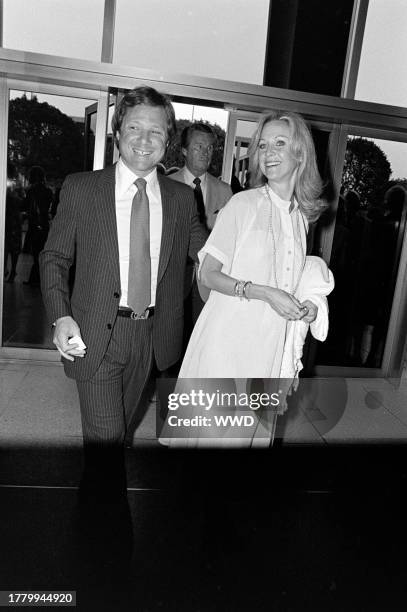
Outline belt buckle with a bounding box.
[130,308,148,320]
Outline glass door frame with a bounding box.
[313,123,407,378]
[224,114,407,378]
[0,77,110,362]
[222,109,260,184]
[1,48,407,372]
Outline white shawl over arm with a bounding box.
[280,256,335,378]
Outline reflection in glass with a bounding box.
[316,136,407,368]
[84,103,97,171]
[306,127,332,259]
[234,120,257,191]
[105,102,116,167]
[3,91,96,349]
[264,0,353,96]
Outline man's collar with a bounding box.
[117,157,158,195]
[183,166,207,186]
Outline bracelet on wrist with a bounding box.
[234,280,245,300]
[243,281,252,301]
[234,280,252,301]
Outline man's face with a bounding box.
[182,131,214,177]
[116,104,168,176]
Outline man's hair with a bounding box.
[111,86,176,148]
[180,122,215,150]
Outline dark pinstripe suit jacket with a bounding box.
[40,164,206,381]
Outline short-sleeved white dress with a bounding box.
[178,186,308,379]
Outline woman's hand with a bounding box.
[299,300,318,324]
[261,286,308,320]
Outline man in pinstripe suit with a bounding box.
[40,87,207,497]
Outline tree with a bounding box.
[341,137,391,208]
[8,97,228,185]
[387,178,407,192]
[8,95,85,187]
[164,119,226,177]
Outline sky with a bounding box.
[3,0,406,178]
[355,0,407,179]
[355,0,407,108]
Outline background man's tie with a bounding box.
[193,177,207,227]
[127,177,151,312]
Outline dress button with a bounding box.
[107,323,112,330]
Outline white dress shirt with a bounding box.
[115,158,162,308]
[267,186,306,295]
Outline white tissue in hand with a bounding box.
[68,335,86,350]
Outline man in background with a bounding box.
[170,122,232,329]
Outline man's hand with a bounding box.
[300,300,318,324]
[53,316,86,361]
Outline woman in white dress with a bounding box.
[178,110,328,379]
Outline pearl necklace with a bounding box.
[264,184,306,296]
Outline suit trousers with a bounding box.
[76,315,154,492]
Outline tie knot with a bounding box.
[193,177,201,187]
[135,177,147,192]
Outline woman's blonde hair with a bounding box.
[248,110,327,223]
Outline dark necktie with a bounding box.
[127,177,151,312]
[193,177,207,227]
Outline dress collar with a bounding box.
[265,184,298,213]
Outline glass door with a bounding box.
[222,110,260,187]
[313,131,407,377]
[1,82,99,353]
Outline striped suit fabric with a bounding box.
[40,164,206,458]
[40,164,206,379]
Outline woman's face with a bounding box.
[258,120,299,188]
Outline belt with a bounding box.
[117,306,155,320]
